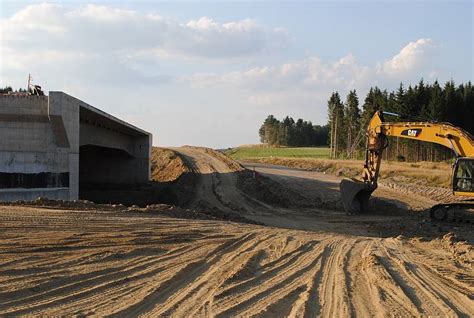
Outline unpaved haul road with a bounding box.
[240,161,438,212]
[0,147,472,317]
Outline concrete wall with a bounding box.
[0,188,70,201]
[0,92,151,202]
[49,92,82,200]
[0,95,71,201]
[0,95,48,115]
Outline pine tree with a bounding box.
[405,85,419,117]
[360,88,375,127]
[385,92,397,113]
[444,80,461,125]
[416,79,430,119]
[427,81,444,120]
[327,92,344,158]
[460,82,474,134]
[343,90,360,157]
[361,87,386,127]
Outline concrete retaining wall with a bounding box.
[0,95,48,115]
[0,95,70,201]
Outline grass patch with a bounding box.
[226,146,330,160]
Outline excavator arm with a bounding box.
[340,111,474,214]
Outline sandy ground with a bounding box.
[0,146,473,317]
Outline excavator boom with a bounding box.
[340,111,474,216]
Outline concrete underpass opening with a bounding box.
[79,145,134,186]
[78,144,151,204]
[78,99,152,203]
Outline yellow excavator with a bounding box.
[340,111,474,221]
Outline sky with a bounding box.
[1,1,472,148]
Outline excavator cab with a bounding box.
[453,158,474,195]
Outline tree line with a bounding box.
[328,80,474,161]
[1,86,29,94]
[259,115,329,147]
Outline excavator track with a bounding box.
[430,201,474,223]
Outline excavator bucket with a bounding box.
[339,179,375,214]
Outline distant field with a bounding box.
[226,146,330,160]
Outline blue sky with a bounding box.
[1,1,472,148]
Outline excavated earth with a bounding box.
[0,146,472,317]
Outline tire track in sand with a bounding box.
[1,147,473,317]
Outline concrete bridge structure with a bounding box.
[0,92,152,202]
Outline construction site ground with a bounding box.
[0,146,472,317]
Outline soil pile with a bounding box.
[169,147,308,217]
[237,170,317,208]
[151,147,190,182]
[179,145,245,172]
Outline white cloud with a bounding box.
[0,47,93,71]
[184,53,371,91]
[0,3,289,65]
[184,39,436,112]
[186,17,219,30]
[185,39,436,91]
[66,4,138,22]
[5,3,65,34]
[377,38,435,76]
[182,54,371,119]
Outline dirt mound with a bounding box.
[237,170,317,208]
[203,148,245,172]
[151,147,190,182]
[182,145,245,172]
[168,146,276,223]
[182,147,314,209]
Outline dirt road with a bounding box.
[0,146,472,317]
[240,161,438,212]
